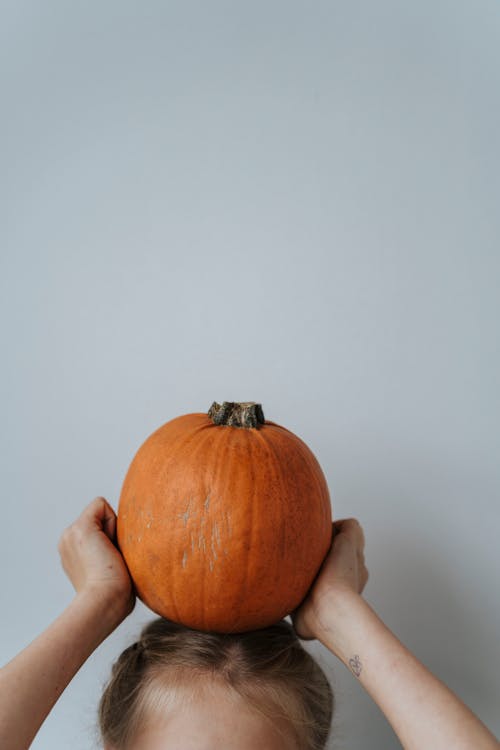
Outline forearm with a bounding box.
[317,592,499,750]
[0,589,121,750]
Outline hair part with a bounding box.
[97,616,334,750]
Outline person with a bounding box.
[0,498,497,749]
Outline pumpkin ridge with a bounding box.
[258,429,292,609]
[203,419,232,628]
[150,419,205,622]
[252,426,287,579]
[260,426,331,614]
[228,429,256,633]
[173,419,218,627]
[219,425,248,633]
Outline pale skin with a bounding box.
[0,498,498,750]
[130,681,298,750]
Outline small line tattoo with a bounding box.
[348,654,362,677]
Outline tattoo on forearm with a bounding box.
[348,654,362,677]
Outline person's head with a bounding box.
[97,616,334,750]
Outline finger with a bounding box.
[101,510,117,541]
[333,518,365,548]
[333,517,360,531]
[332,519,347,539]
[78,496,117,538]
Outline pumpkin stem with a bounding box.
[208,401,265,428]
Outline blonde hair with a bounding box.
[97,616,334,750]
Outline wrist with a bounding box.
[312,589,370,659]
[74,585,132,634]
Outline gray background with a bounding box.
[1,1,499,748]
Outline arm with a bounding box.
[316,589,499,750]
[0,497,136,750]
[292,518,499,750]
[0,589,124,750]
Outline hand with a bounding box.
[291,517,369,640]
[58,496,136,624]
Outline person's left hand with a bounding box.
[291,518,369,641]
[58,496,136,624]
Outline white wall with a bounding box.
[1,2,499,748]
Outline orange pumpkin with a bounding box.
[116,401,332,633]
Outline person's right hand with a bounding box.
[291,518,369,640]
[58,496,136,627]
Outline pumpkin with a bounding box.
[116,401,332,633]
